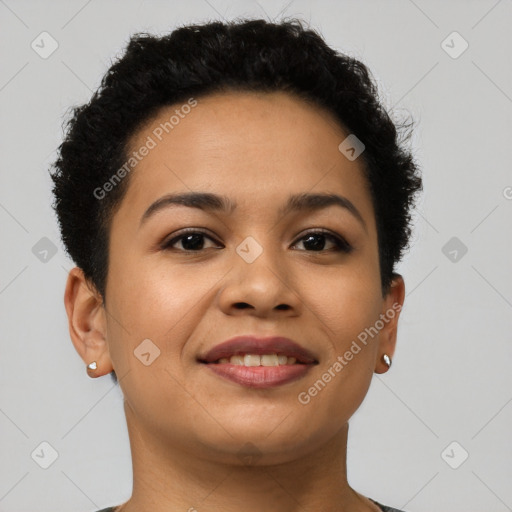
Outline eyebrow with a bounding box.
[139,191,367,232]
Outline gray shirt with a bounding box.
[94,498,407,512]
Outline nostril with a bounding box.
[233,303,251,309]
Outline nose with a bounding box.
[216,239,302,318]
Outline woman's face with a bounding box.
[101,90,403,463]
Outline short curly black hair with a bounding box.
[50,18,422,383]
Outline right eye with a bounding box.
[161,229,222,252]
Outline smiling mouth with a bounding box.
[199,354,316,388]
[197,335,318,387]
[204,353,308,366]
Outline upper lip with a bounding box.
[198,335,318,364]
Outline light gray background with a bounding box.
[1,1,511,511]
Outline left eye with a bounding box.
[161,229,352,253]
[292,230,352,253]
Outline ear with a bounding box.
[64,267,113,377]
[374,273,406,374]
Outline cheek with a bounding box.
[105,261,205,421]
[297,258,381,408]
[305,258,382,349]
[106,254,225,369]
[108,251,201,328]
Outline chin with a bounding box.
[195,417,315,459]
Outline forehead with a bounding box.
[115,90,374,227]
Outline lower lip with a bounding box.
[203,363,314,388]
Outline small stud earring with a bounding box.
[87,361,97,372]
[382,354,392,368]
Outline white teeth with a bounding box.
[260,354,279,366]
[230,355,244,365]
[244,354,261,366]
[277,355,288,365]
[215,353,299,366]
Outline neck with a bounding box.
[115,401,379,512]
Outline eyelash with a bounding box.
[161,228,353,254]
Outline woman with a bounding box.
[50,18,422,512]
